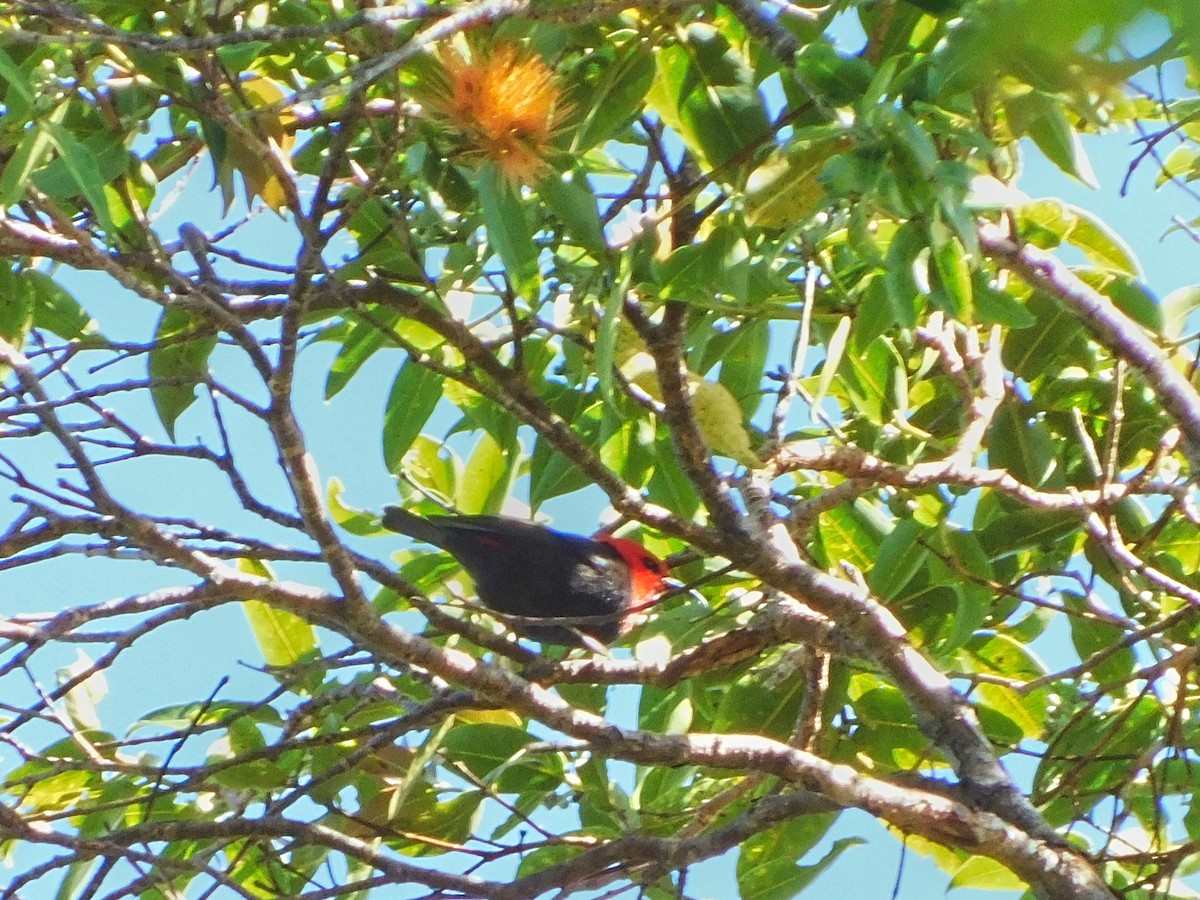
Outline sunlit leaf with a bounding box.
[328,477,380,536]
[457,431,516,515]
[239,559,319,667]
[57,651,107,732]
[1161,284,1200,340]
[745,137,847,228]
[950,855,1028,891]
[814,315,851,406]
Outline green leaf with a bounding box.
[599,408,653,481]
[976,682,1043,742]
[854,275,893,349]
[929,223,973,323]
[987,400,1056,487]
[940,525,988,580]
[1007,90,1096,186]
[456,431,515,515]
[401,435,459,503]
[132,701,282,733]
[744,137,845,228]
[210,758,289,791]
[20,769,96,814]
[718,320,770,417]
[54,859,101,900]
[1013,198,1138,276]
[238,559,318,667]
[0,266,34,348]
[861,55,902,112]
[27,272,99,341]
[648,23,770,178]
[1064,593,1135,684]
[791,43,874,106]
[571,45,656,152]
[595,259,631,405]
[1161,284,1200,341]
[884,221,923,328]
[446,379,521,450]
[56,651,107,731]
[1066,208,1140,277]
[638,684,694,733]
[713,666,807,740]
[814,315,851,406]
[0,46,35,110]
[840,336,892,422]
[1156,144,1200,188]
[658,226,752,304]
[442,723,531,778]
[647,430,701,516]
[149,306,217,440]
[325,313,393,399]
[382,361,444,474]
[853,684,915,725]
[39,121,121,237]
[901,0,964,15]
[1001,290,1085,381]
[327,477,379,537]
[537,170,607,259]
[478,164,540,301]
[869,518,929,600]
[530,433,594,507]
[946,583,992,652]
[1073,269,1161,334]
[344,196,428,277]
[973,270,1035,328]
[215,41,270,73]
[889,108,939,179]
[966,633,1046,681]
[739,832,862,900]
[978,506,1078,559]
[1012,197,1074,249]
[950,855,1028,891]
[815,502,884,573]
[0,119,56,205]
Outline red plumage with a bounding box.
[381,507,670,645]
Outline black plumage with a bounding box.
[382,507,666,645]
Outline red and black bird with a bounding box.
[381,507,671,646]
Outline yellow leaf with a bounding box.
[689,375,757,466]
[456,709,524,727]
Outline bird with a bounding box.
[381,506,672,646]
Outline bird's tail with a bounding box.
[380,506,447,546]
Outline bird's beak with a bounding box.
[660,577,711,607]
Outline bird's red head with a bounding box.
[594,534,671,606]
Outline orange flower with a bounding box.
[426,41,570,184]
